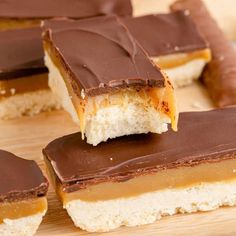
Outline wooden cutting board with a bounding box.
[0,1,236,235]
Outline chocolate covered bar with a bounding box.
[123,11,211,87]
[171,0,236,107]
[0,0,132,30]
[42,16,177,146]
[0,27,60,119]
[0,150,48,235]
[43,107,236,232]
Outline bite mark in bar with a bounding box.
[42,16,177,146]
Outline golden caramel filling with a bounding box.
[56,159,236,203]
[0,197,47,223]
[0,19,41,31]
[44,42,178,135]
[153,49,211,69]
[0,73,49,99]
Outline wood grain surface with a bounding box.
[0,1,235,235]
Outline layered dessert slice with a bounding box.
[44,107,236,232]
[123,11,211,87]
[0,27,61,119]
[171,0,236,107]
[0,150,48,236]
[42,16,177,146]
[0,0,132,30]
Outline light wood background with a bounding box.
[0,1,236,235]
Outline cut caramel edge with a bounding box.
[153,48,211,69]
[52,158,236,203]
[0,197,47,223]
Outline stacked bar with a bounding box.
[0,0,132,30]
[42,16,178,146]
[44,107,236,232]
[0,150,48,235]
[0,27,60,119]
[171,0,236,107]
[123,11,211,87]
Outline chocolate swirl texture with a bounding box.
[42,16,165,96]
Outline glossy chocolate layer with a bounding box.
[122,11,208,57]
[171,0,236,107]
[0,0,132,19]
[43,107,236,193]
[0,27,47,80]
[42,16,165,97]
[0,150,48,203]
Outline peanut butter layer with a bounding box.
[57,159,236,202]
[154,49,211,69]
[43,107,236,200]
[0,73,48,98]
[0,197,47,223]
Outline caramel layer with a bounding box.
[153,49,211,69]
[58,158,236,203]
[0,73,48,98]
[0,197,47,223]
[0,19,41,30]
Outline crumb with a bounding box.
[174,46,180,51]
[0,90,6,95]
[10,88,16,95]
[110,157,113,161]
[192,102,202,109]
[184,9,190,16]
[81,89,85,99]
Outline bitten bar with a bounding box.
[0,150,48,236]
[123,11,211,87]
[44,107,236,232]
[0,0,132,30]
[42,16,177,146]
[171,0,236,107]
[0,27,60,119]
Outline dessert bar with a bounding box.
[123,11,211,87]
[0,0,132,30]
[171,0,236,107]
[0,27,60,119]
[44,107,236,232]
[0,150,48,235]
[42,16,177,146]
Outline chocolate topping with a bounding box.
[122,11,208,57]
[0,0,132,19]
[43,107,236,192]
[171,0,236,107]
[0,150,48,202]
[42,16,165,97]
[0,27,47,80]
